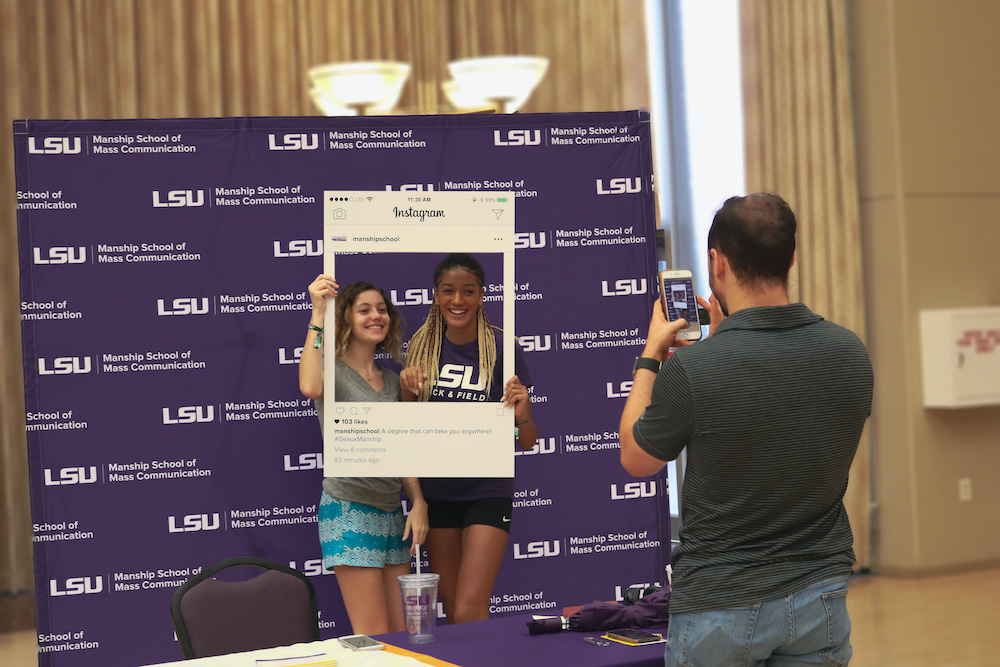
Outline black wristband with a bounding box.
[632,357,661,376]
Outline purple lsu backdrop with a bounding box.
[14,112,670,666]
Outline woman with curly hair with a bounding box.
[300,275,428,635]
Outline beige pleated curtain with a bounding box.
[740,0,872,569]
[0,0,649,626]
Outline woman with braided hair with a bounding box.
[400,253,537,624]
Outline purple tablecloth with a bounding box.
[375,614,667,667]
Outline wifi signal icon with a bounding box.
[367,197,373,202]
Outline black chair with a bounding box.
[170,556,320,659]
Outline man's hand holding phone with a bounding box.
[642,302,689,362]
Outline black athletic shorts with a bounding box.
[426,497,513,533]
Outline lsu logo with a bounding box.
[284,452,323,471]
[601,278,648,297]
[513,540,561,559]
[279,347,303,365]
[437,364,485,391]
[385,184,435,191]
[38,357,92,375]
[519,335,552,353]
[28,137,82,155]
[596,177,641,195]
[273,239,323,257]
[33,247,86,265]
[494,129,541,146]
[168,513,221,533]
[44,466,98,486]
[611,481,656,500]
[390,288,434,307]
[50,576,103,596]
[405,593,431,606]
[157,298,209,316]
[514,437,557,457]
[268,133,319,151]
[152,190,205,208]
[514,232,546,249]
[162,406,215,424]
[606,380,633,399]
[615,583,660,603]
[288,559,333,577]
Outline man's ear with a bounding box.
[709,248,728,278]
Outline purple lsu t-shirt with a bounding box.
[420,330,532,501]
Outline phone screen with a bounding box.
[607,628,662,644]
[661,276,701,339]
[339,635,383,650]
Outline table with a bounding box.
[140,638,446,666]
[143,616,667,667]
[375,614,668,667]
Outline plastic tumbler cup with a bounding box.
[398,573,440,644]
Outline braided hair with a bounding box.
[405,254,498,401]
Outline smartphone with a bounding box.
[338,634,385,651]
[658,269,702,341]
[605,628,663,645]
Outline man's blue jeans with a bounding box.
[663,575,851,666]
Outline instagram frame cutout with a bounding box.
[323,190,515,478]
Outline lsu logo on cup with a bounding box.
[513,540,561,559]
[152,190,204,208]
[404,595,431,615]
[611,481,656,500]
[157,297,209,316]
[602,278,647,297]
[38,356,92,375]
[268,133,319,151]
[284,452,323,471]
[33,247,86,265]
[493,129,541,146]
[162,405,215,424]
[274,240,323,257]
[28,137,82,155]
[596,177,641,195]
[168,513,221,533]
[44,466,98,486]
[50,576,103,596]
[514,437,557,457]
[514,232,546,249]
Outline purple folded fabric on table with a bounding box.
[567,587,670,632]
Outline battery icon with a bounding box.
[497,197,508,202]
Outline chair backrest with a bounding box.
[170,556,319,659]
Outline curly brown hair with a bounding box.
[333,281,403,362]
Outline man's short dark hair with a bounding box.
[707,193,796,288]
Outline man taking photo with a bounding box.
[620,193,873,666]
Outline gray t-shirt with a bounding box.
[317,358,403,512]
[634,303,873,614]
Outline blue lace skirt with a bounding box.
[318,491,410,568]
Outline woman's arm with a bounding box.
[299,274,337,399]
[400,477,428,552]
[504,375,537,450]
